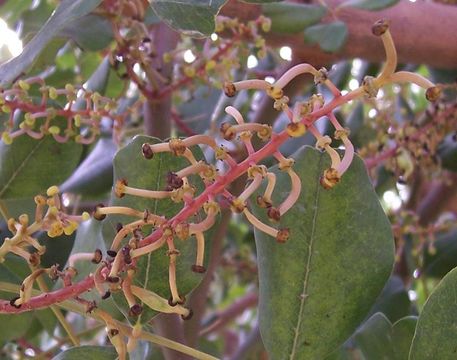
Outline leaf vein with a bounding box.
[289,153,323,359]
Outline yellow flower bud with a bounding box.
[47,185,59,196]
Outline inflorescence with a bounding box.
[0,19,441,360]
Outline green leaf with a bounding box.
[150,0,227,37]
[262,3,326,33]
[102,136,208,322]
[392,316,417,360]
[53,346,117,360]
[437,133,457,172]
[304,21,348,53]
[0,135,83,199]
[0,0,34,23]
[0,0,103,86]
[60,137,116,196]
[0,313,34,345]
[423,230,457,278]
[253,146,394,359]
[61,15,113,51]
[367,275,411,323]
[340,0,399,11]
[354,313,394,359]
[410,267,457,359]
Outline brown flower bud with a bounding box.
[92,249,103,264]
[223,82,236,97]
[256,195,272,209]
[93,204,106,221]
[191,264,206,273]
[166,172,183,190]
[276,228,290,243]
[425,86,441,102]
[142,143,154,159]
[220,122,235,141]
[129,304,143,317]
[372,19,390,36]
[181,309,194,320]
[267,207,281,222]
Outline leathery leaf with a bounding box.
[253,146,394,359]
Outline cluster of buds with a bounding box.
[223,19,440,189]
[0,185,89,265]
[0,77,121,145]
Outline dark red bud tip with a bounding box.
[107,276,120,283]
[92,249,103,264]
[191,264,206,273]
[93,204,106,221]
[129,304,143,317]
[107,250,117,258]
[276,228,290,243]
[372,19,390,36]
[425,86,441,102]
[9,296,21,308]
[267,207,281,222]
[223,82,236,97]
[116,223,123,233]
[168,295,186,307]
[181,309,194,321]
[142,143,154,159]
[166,172,183,190]
[28,252,41,267]
[102,291,111,300]
[109,328,119,337]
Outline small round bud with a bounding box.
[114,179,128,198]
[168,295,185,307]
[92,249,103,264]
[169,138,186,156]
[46,185,59,197]
[9,296,21,308]
[267,207,281,222]
[181,308,194,321]
[1,132,13,145]
[223,82,236,97]
[129,304,143,317]
[109,328,119,337]
[93,204,106,221]
[320,168,341,190]
[372,19,390,36]
[220,122,235,141]
[191,265,206,273]
[276,228,290,243]
[107,276,120,283]
[256,195,272,208]
[286,122,306,138]
[425,86,441,102]
[107,250,117,258]
[141,143,154,159]
[48,126,60,135]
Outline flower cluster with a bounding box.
[0,19,441,360]
[0,78,122,145]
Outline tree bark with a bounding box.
[222,0,457,69]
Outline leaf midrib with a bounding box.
[289,152,324,359]
[0,138,45,198]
